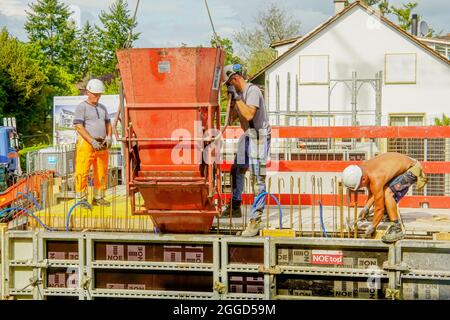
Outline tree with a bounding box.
[96,0,140,75]
[390,2,418,31]
[435,114,450,126]
[0,29,49,140]
[76,21,103,79]
[234,2,301,76]
[24,0,79,75]
[211,36,243,66]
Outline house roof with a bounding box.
[435,33,450,41]
[250,1,450,81]
[418,37,450,46]
[270,36,302,48]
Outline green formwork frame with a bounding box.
[268,237,396,300]
[84,232,221,300]
[2,230,450,300]
[4,231,39,299]
[220,236,270,300]
[394,240,450,300]
[4,231,85,300]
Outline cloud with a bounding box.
[0,0,28,17]
[0,0,448,48]
[0,11,27,40]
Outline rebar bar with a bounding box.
[298,177,302,236]
[311,175,316,237]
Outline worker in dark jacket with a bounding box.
[342,152,427,243]
[221,64,271,237]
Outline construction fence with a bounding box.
[221,126,450,208]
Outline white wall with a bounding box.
[274,43,295,57]
[266,6,450,126]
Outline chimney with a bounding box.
[411,14,418,36]
[334,0,346,14]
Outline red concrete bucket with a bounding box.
[117,47,225,233]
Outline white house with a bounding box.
[245,1,450,197]
[252,0,450,127]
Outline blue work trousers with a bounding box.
[230,131,271,220]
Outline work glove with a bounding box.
[364,224,376,238]
[91,139,102,151]
[227,85,241,101]
[105,136,112,148]
[358,206,370,221]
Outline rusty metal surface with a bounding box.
[94,270,213,292]
[93,241,213,263]
[116,48,225,233]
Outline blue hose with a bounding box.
[17,192,42,210]
[252,191,283,228]
[18,207,55,231]
[65,200,91,231]
[1,206,54,231]
[318,201,328,238]
[0,206,18,218]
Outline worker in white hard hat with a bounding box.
[342,152,427,243]
[73,79,112,207]
[221,64,272,237]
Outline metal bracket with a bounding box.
[385,288,401,300]
[213,281,226,294]
[19,276,42,291]
[382,261,410,273]
[258,265,282,275]
[80,276,91,290]
[35,260,49,269]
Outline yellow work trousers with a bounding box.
[75,137,109,194]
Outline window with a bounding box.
[299,55,329,85]
[388,113,446,196]
[385,53,417,84]
[435,45,446,58]
[389,113,425,126]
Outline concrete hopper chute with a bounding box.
[116,47,225,233]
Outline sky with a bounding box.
[0,0,448,51]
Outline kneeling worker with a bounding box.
[342,152,427,243]
[73,79,112,206]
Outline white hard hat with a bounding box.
[222,64,243,85]
[86,79,105,94]
[342,165,363,190]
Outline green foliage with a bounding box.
[76,21,104,79]
[390,2,418,31]
[377,0,391,15]
[211,36,243,66]
[0,28,49,141]
[25,0,79,75]
[435,114,450,126]
[96,0,140,75]
[104,77,121,95]
[234,2,300,77]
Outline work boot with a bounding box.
[241,218,262,237]
[92,197,111,207]
[78,198,92,210]
[381,223,404,243]
[221,200,242,218]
